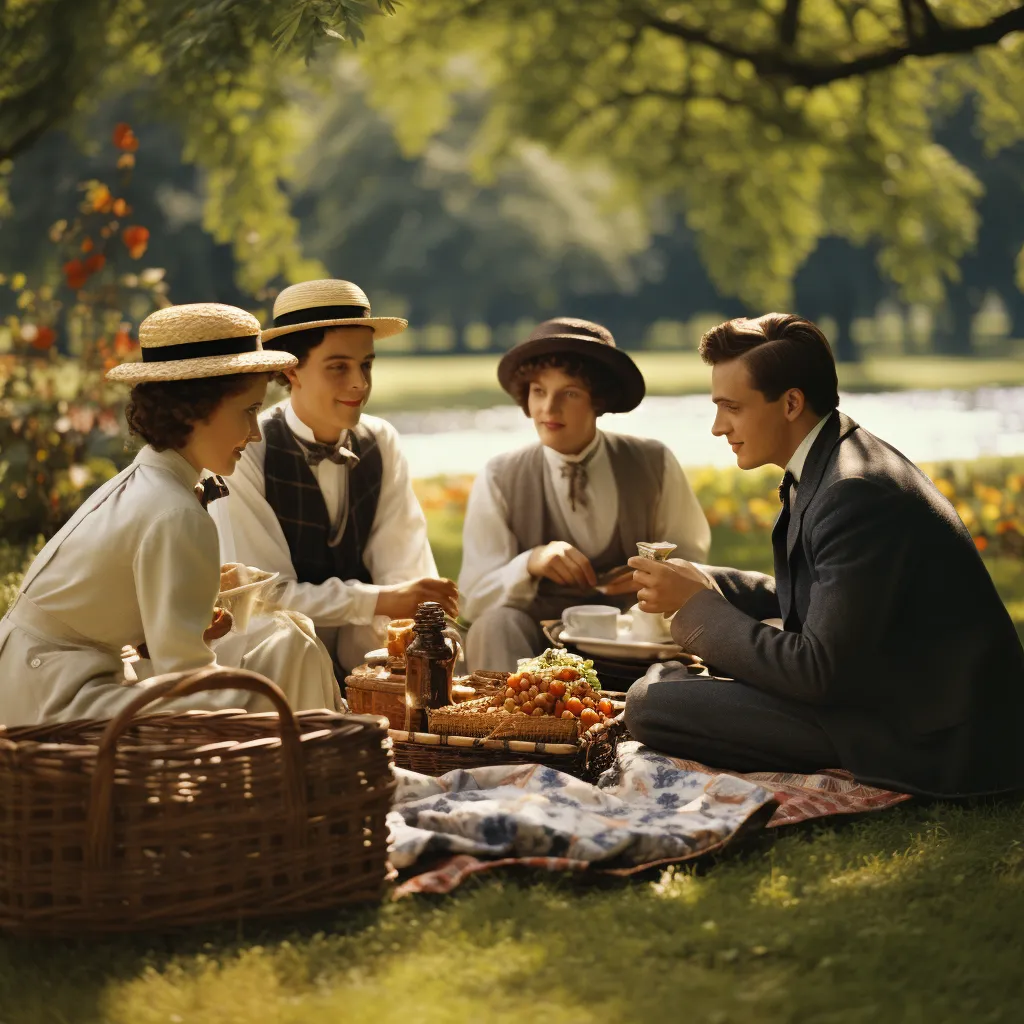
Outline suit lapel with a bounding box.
[785,411,858,563]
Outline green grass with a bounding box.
[367,352,1024,413]
[1,474,1023,1022]
[1,802,1022,1023]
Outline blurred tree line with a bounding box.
[2,0,1023,361]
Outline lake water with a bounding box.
[386,385,1024,477]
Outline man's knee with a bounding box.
[466,606,535,644]
[624,676,660,745]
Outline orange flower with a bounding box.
[90,184,114,213]
[112,123,139,152]
[113,326,135,354]
[63,259,89,290]
[80,236,94,253]
[31,325,56,351]
[974,535,989,552]
[117,153,136,170]
[83,253,106,275]
[122,225,150,259]
[112,198,131,217]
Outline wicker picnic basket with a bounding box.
[0,667,396,936]
[345,667,505,728]
[387,717,625,782]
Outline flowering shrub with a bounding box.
[412,458,1024,559]
[0,123,166,544]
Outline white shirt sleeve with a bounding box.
[210,443,380,629]
[209,418,440,630]
[458,463,539,622]
[134,507,219,677]
[653,448,712,563]
[361,418,439,584]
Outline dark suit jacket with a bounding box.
[671,410,1024,797]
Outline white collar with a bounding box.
[135,445,202,490]
[786,414,831,483]
[541,429,604,469]
[283,399,358,463]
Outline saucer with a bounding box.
[557,630,684,662]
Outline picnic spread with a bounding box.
[0,591,912,936]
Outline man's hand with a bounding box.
[627,556,712,615]
[375,577,459,620]
[527,541,597,591]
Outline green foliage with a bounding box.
[293,61,651,329]
[358,0,1024,309]
[0,0,397,294]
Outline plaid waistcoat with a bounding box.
[262,407,383,586]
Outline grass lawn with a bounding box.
[366,352,1024,413]
[1,484,1023,1021]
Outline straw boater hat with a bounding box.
[260,279,408,343]
[497,317,646,414]
[105,303,297,383]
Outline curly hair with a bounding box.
[507,353,616,416]
[125,373,267,450]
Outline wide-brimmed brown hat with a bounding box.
[105,303,297,383]
[497,317,645,413]
[261,279,408,343]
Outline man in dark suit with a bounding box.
[624,313,1024,798]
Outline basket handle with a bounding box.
[86,666,307,870]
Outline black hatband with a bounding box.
[142,334,260,362]
[272,304,369,328]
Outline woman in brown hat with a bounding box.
[459,317,711,672]
[0,303,340,725]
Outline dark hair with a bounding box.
[508,353,616,416]
[698,313,839,416]
[125,373,267,450]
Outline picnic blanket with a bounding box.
[390,740,911,897]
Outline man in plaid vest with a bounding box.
[209,279,458,676]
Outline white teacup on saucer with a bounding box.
[627,603,673,643]
[562,604,619,640]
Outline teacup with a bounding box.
[628,604,673,643]
[562,604,619,640]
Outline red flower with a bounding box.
[122,225,150,259]
[31,326,57,351]
[113,327,135,355]
[974,535,989,552]
[63,259,89,290]
[80,236,94,253]
[83,253,106,275]
[112,123,139,152]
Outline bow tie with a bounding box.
[297,436,358,469]
[559,446,599,513]
[197,475,230,509]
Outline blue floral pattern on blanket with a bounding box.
[388,740,776,871]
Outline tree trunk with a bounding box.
[933,288,975,355]
[832,301,860,363]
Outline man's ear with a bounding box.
[783,387,806,421]
[283,365,301,391]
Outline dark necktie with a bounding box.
[777,470,796,527]
[196,475,229,509]
[559,446,599,512]
[297,435,358,469]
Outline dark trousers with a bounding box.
[624,663,839,773]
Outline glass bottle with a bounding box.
[403,602,459,733]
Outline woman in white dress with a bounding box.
[0,302,340,726]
